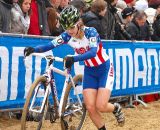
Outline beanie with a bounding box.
[116,0,127,9]
[135,0,148,11]
[121,7,134,19]
[144,8,156,23]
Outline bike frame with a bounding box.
[26,53,83,118]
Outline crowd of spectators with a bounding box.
[0,0,160,41]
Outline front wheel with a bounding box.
[60,74,86,130]
[21,76,50,130]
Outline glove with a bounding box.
[24,47,35,57]
[64,56,74,68]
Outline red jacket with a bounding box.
[28,0,41,35]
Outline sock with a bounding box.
[98,125,106,130]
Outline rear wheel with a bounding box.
[21,76,51,130]
[61,74,86,130]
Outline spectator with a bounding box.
[116,0,127,29]
[13,0,18,4]
[124,0,136,8]
[149,0,160,9]
[28,0,52,36]
[50,0,69,12]
[122,7,134,24]
[126,11,150,40]
[83,0,94,10]
[116,0,127,10]
[101,0,118,40]
[135,0,148,11]
[69,0,87,15]
[144,8,156,40]
[10,0,31,34]
[0,0,14,32]
[145,8,156,24]
[82,0,107,39]
[149,0,160,40]
[47,7,63,36]
[152,13,160,40]
[114,7,134,40]
[50,0,61,8]
[58,0,69,12]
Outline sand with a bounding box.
[0,100,160,130]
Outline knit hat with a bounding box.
[121,7,134,19]
[135,0,148,11]
[124,0,134,4]
[144,8,156,23]
[116,0,127,9]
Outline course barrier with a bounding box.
[0,33,160,110]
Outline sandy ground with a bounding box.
[0,100,160,130]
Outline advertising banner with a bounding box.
[0,34,160,109]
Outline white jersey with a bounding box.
[52,27,109,67]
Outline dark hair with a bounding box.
[69,0,86,11]
[4,0,13,5]
[18,0,31,15]
[104,0,114,4]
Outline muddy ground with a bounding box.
[0,100,160,130]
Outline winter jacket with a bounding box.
[101,4,117,40]
[126,20,150,41]
[0,0,13,32]
[82,11,106,39]
[152,15,160,41]
[28,0,52,35]
[10,4,30,34]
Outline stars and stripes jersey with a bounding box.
[34,27,109,67]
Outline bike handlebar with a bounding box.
[25,53,64,62]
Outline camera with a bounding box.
[117,22,132,40]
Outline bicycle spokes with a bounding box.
[61,75,86,130]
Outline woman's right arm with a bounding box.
[34,34,67,53]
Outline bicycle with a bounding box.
[21,53,86,130]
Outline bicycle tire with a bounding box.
[21,76,48,130]
[60,74,86,130]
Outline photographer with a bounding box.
[114,7,134,40]
[101,0,118,40]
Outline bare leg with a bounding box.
[83,89,104,128]
[96,88,125,126]
[83,88,125,128]
[96,88,114,112]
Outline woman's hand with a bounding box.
[24,47,35,57]
[64,56,74,68]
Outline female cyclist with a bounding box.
[24,5,125,130]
